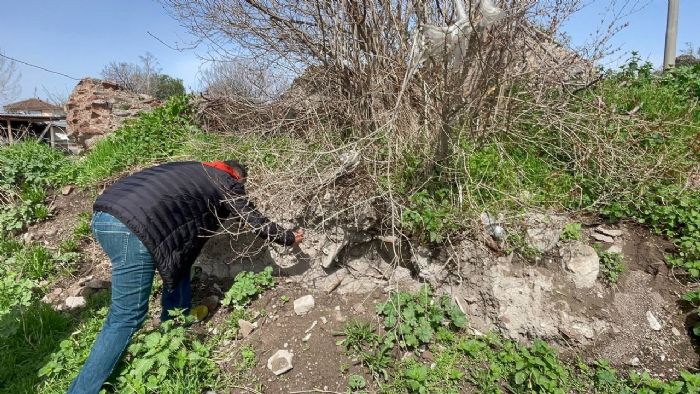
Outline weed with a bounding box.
[0,186,51,236]
[339,321,393,380]
[347,374,367,392]
[280,295,290,303]
[508,232,543,261]
[401,189,459,243]
[221,267,276,309]
[682,289,700,336]
[0,140,69,189]
[113,311,218,392]
[378,285,467,349]
[561,223,583,241]
[239,345,256,369]
[72,212,92,239]
[599,251,625,284]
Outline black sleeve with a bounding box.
[225,182,295,246]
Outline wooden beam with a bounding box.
[50,126,55,148]
[7,120,12,144]
[38,122,51,140]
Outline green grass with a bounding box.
[599,251,625,285]
[340,288,700,394]
[1,292,110,393]
[561,223,583,242]
[68,95,194,186]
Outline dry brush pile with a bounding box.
[163,0,696,244]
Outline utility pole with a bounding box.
[663,0,679,70]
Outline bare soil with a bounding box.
[29,189,700,392]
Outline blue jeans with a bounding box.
[68,211,192,394]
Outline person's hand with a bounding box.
[293,228,304,245]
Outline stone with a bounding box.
[646,311,662,331]
[597,227,623,237]
[67,284,84,297]
[202,295,220,311]
[305,320,318,333]
[85,279,110,289]
[302,333,312,342]
[560,241,600,288]
[321,238,349,269]
[628,357,641,366]
[333,306,346,322]
[66,78,161,148]
[352,303,366,314]
[238,319,257,338]
[591,233,615,243]
[21,232,33,243]
[267,350,293,375]
[524,213,567,253]
[61,185,74,195]
[293,295,315,315]
[606,244,623,254]
[672,327,681,336]
[65,296,86,309]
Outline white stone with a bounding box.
[65,296,86,309]
[591,233,615,243]
[646,311,662,331]
[607,244,623,254]
[238,319,257,338]
[267,350,293,375]
[628,357,641,366]
[597,227,623,237]
[302,333,312,342]
[305,320,318,333]
[672,327,681,336]
[560,241,600,288]
[293,295,315,315]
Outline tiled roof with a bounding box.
[3,98,63,112]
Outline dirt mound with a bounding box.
[32,188,700,384]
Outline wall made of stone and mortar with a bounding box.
[65,78,161,147]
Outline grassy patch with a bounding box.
[221,267,276,309]
[599,251,625,285]
[561,223,583,242]
[339,287,700,393]
[69,95,195,186]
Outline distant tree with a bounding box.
[677,43,700,67]
[199,60,286,103]
[102,61,148,93]
[0,50,21,103]
[101,52,184,100]
[152,74,185,100]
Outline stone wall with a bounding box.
[65,78,161,147]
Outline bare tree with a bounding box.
[0,50,21,104]
[101,61,144,93]
[199,60,288,102]
[101,52,164,96]
[164,0,641,167]
[139,52,161,96]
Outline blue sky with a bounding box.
[1,0,699,106]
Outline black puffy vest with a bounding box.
[93,161,295,290]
